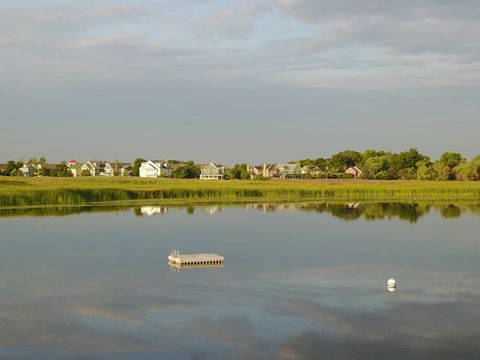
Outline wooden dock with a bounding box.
[168,249,224,266]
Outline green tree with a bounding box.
[454,161,479,181]
[81,169,92,176]
[37,156,47,176]
[330,150,362,171]
[226,163,250,180]
[440,152,464,169]
[390,148,430,179]
[437,152,464,180]
[363,155,390,179]
[433,162,451,181]
[55,162,73,177]
[173,161,200,179]
[4,160,18,176]
[361,150,387,166]
[131,158,146,177]
[416,161,437,180]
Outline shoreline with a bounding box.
[1,177,480,208]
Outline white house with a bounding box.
[139,160,172,178]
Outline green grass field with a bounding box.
[1,177,480,208]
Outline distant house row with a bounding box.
[0,159,362,180]
[246,163,362,179]
[68,160,133,177]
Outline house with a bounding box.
[310,167,327,177]
[81,161,114,176]
[117,163,133,176]
[68,163,84,177]
[19,164,35,177]
[200,162,224,180]
[16,162,60,177]
[0,163,6,175]
[40,163,60,176]
[139,160,172,178]
[346,166,362,179]
[247,163,280,179]
[276,163,303,179]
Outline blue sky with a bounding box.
[1,0,479,164]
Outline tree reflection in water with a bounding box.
[0,202,479,223]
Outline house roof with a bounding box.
[87,161,110,168]
[201,162,224,170]
[277,163,300,170]
[143,160,170,169]
[0,164,6,170]
[42,163,60,170]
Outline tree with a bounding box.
[416,161,437,180]
[37,156,47,176]
[432,162,450,180]
[330,150,362,171]
[173,161,200,179]
[390,148,430,179]
[131,158,145,177]
[363,155,390,179]
[440,152,464,169]
[437,152,464,180]
[361,149,387,166]
[4,160,18,176]
[55,162,73,177]
[81,169,92,176]
[454,161,479,181]
[226,164,250,180]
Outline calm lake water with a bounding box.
[1,202,480,360]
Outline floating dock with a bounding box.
[168,249,224,266]
[168,261,224,273]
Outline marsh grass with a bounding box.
[1,177,480,207]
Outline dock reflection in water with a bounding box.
[168,261,225,273]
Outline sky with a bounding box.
[1,0,479,164]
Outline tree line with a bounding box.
[1,149,480,180]
[0,158,72,177]
[295,148,480,181]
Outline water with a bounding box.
[1,203,480,359]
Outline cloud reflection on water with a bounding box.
[1,202,480,359]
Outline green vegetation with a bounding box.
[1,148,479,181]
[1,177,480,208]
[298,149,480,181]
[172,161,201,179]
[130,158,145,177]
[225,163,250,180]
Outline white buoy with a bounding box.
[387,278,397,292]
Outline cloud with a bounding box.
[272,0,480,57]
[0,2,145,45]
[1,0,479,161]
